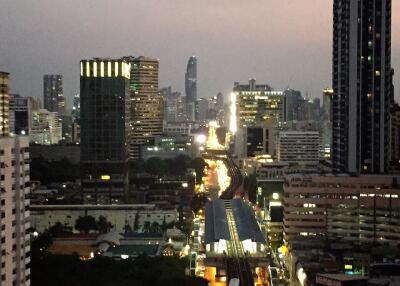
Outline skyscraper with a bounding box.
[185,56,197,121]
[43,74,65,115]
[0,71,10,136]
[9,94,30,135]
[80,58,131,203]
[332,0,392,174]
[0,71,31,286]
[125,56,163,160]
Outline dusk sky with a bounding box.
[1,0,399,107]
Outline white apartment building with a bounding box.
[0,136,31,286]
[30,109,62,145]
[277,131,319,165]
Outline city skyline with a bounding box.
[1,0,399,108]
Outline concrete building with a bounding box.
[161,87,184,122]
[283,174,400,245]
[30,204,178,234]
[0,136,31,286]
[185,56,197,121]
[277,131,320,165]
[29,108,62,145]
[235,122,276,159]
[126,56,163,160]
[140,135,195,160]
[43,74,65,115]
[332,0,392,174]
[197,98,209,123]
[234,79,283,127]
[0,71,10,136]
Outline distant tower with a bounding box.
[43,74,65,115]
[332,0,392,174]
[185,56,197,121]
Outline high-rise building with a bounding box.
[0,71,10,136]
[322,88,334,122]
[185,56,197,121]
[0,136,31,286]
[332,0,392,174]
[80,58,131,203]
[161,87,184,123]
[234,79,283,127]
[30,109,62,145]
[0,71,31,286]
[43,74,65,115]
[125,56,163,160]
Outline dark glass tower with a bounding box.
[185,56,197,121]
[332,0,392,174]
[80,58,131,203]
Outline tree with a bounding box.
[97,216,112,234]
[243,173,257,203]
[190,158,207,183]
[75,215,97,234]
[150,222,161,233]
[48,222,71,237]
[190,194,208,214]
[133,212,140,231]
[31,231,53,252]
[145,157,167,175]
[142,221,151,233]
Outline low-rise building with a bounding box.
[283,174,400,245]
[30,204,178,233]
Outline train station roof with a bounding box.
[205,199,230,244]
[231,199,266,243]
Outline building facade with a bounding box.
[0,71,10,136]
[283,174,400,245]
[0,136,31,286]
[277,131,320,165]
[80,58,131,203]
[332,0,392,174]
[126,57,163,160]
[234,79,283,127]
[30,109,62,145]
[43,74,65,115]
[9,94,30,136]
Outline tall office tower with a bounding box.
[126,56,162,160]
[332,0,392,174]
[0,72,31,286]
[0,72,10,136]
[80,58,131,203]
[234,79,283,127]
[43,74,65,115]
[277,131,320,165]
[9,94,30,135]
[283,89,302,122]
[185,56,197,121]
